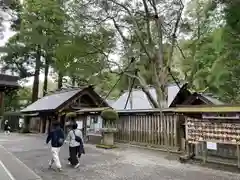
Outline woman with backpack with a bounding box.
[65,123,84,168]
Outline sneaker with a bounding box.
[74,163,80,168]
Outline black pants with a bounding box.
[76,146,82,158]
[68,146,79,166]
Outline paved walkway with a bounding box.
[0,133,240,180]
[0,134,41,180]
[0,160,15,180]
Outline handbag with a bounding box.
[73,130,83,144]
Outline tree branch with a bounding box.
[124,71,159,108]
[107,0,152,60]
[167,1,184,67]
[142,0,153,45]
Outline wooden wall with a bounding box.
[114,113,181,151]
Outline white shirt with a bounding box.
[66,129,83,147]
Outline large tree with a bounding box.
[67,0,185,108]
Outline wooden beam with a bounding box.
[174,106,240,113]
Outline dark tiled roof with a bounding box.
[0,74,19,87]
[21,88,83,113]
[77,107,110,113]
[0,80,18,87]
[182,92,224,106]
[201,94,224,105]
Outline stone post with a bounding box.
[103,132,114,146]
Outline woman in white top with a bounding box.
[65,123,83,168]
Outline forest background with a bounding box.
[0,0,239,111]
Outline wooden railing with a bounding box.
[114,113,180,151]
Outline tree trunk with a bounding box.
[43,56,50,96]
[136,71,159,108]
[153,56,167,108]
[58,71,63,89]
[152,5,167,107]
[31,45,41,103]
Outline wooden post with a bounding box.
[0,92,4,115]
[0,92,4,126]
[174,115,179,149]
[202,141,207,164]
[40,118,43,133]
[237,144,240,168]
[45,118,50,134]
[186,141,190,156]
[128,116,131,142]
[195,142,199,157]
[58,114,61,122]
[83,117,87,138]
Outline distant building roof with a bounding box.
[106,99,115,106]
[112,88,167,110]
[112,82,224,110]
[21,88,82,113]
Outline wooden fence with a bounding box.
[114,112,181,151]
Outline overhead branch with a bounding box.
[124,71,159,108]
[142,0,153,45]
[167,1,184,67]
[108,0,152,60]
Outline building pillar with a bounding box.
[45,118,50,134]
[58,115,61,122]
[40,118,44,133]
[42,117,46,133]
[0,91,4,130]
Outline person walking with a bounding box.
[66,123,84,168]
[46,121,65,172]
[4,120,10,135]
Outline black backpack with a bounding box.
[73,130,83,145]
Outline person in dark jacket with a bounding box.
[46,121,65,171]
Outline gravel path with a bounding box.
[0,133,240,180]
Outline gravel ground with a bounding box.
[0,133,240,180]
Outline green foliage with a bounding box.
[2,0,240,109]
[221,1,240,33]
[54,27,115,79]
[178,0,240,103]
[4,87,32,111]
[100,109,119,122]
